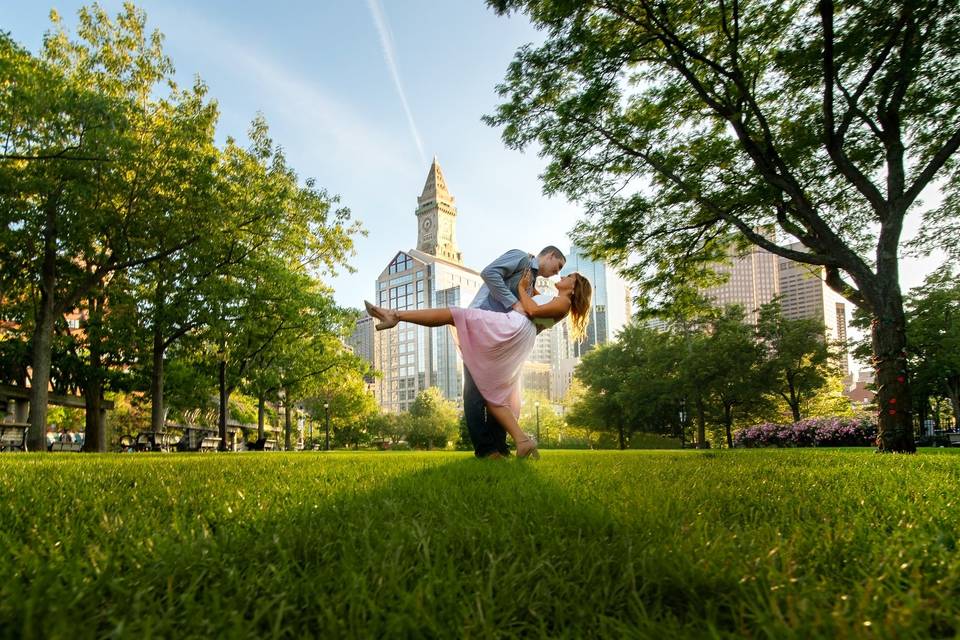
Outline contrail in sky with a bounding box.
[367,0,427,166]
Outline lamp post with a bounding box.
[324,401,330,451]
[535,400,541,442]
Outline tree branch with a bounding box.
[819,1,887,213]
[902,127,960,209]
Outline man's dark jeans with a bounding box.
[463,366,509,457]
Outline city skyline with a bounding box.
[2,1,948,314]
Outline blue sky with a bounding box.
[3,1,947,311]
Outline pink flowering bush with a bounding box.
[734,416,876,448]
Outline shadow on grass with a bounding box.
[0,453,742,639]
[242,456,742,638]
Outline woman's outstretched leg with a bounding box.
[486,403,539,459]
[365,301,453,330]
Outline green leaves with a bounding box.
[904,268,960,426]
[404,388,460,449]
[487,0,959,308]
[489,0,958,450]
[567,302,842,446]
[0,5,365,445]
[756,300,842,422]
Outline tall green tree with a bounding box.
[756,301,841,423]
[197,120,360,449]
[1,6,217,449]
[905,269,960,429]
[404,387,460,450]
[518,391,564,446]
[487,0,960,451]
[569,343,633,448]
[698,307,768,447]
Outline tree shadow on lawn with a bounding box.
[241,456,742,639]
[0,453,742,639]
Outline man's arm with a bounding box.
[480,249,529,310]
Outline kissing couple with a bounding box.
[366,246,592,459]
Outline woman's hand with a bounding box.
[518,268,532,293]
[516,269,537,316]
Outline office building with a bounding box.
[777,243,852,375]
[702,244,781,325]
[371,160,484,412]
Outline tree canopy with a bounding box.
[0,5,366,451]
[487,0,960,451]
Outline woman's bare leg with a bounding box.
[486,403,538,458]
[485,403,523,442]
[366,301,453,330]
[397,307,453,327]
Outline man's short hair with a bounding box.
[538,245,566,262]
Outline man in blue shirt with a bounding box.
[465,246,565,458]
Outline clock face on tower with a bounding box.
[421,217,433,232]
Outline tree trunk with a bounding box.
[617,419,625,450]
[872,297,916,452]
[150,325,166,432]
[27,195,60,451]
[696,397,707,449]
[83,300,106,452]
[218,360,230,451]
[83,375,105,452]
[916,399,929,437]
[283,392,292,450]
[724,404,733,448]
[28,298,56,451]
[257,395,266,440]
[946,377,960,430]
[786,379,802,422]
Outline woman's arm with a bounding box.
[518,272,571,320]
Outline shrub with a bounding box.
[734,416,876,448]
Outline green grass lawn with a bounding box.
[1,449,958,639]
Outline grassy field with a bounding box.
[1,449,958,639]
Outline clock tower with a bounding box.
[415,157,462,264]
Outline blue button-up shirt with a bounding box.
[469,249,539,313]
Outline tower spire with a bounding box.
[415,158,462,264]
[418,156,454,207]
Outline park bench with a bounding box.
[134,431,181,452]
[197,436,221,452]
[248,437,279,451]
[175,428,221,452]
[50,441,82,452]
[948,433,960,447]
[0,424,29,452]
[117,434,136,452]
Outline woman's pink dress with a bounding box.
[449,305,540,419]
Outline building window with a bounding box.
[389,253,414,275]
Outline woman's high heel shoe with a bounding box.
[516,435,540,460]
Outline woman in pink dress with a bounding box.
[365,270,592,458]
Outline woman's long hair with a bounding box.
[568,274,593,343]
